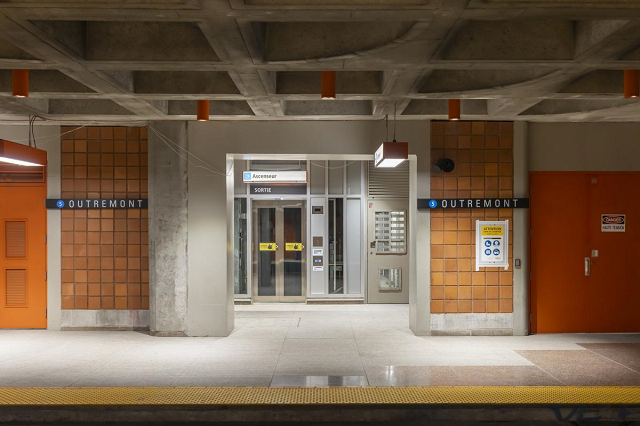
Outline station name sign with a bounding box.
[418,198,529,210]
[243,171,307,184]
[46,199,148,209]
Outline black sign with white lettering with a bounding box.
[250,185,306,195]
[46,199,148,209]
[418,198,529,210]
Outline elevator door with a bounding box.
[252,200,306,302]
[530,172,640,333]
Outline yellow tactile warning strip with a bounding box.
[0,387,639,406]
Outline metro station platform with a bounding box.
[1,305,639,424]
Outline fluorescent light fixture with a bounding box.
[375,141,408,168]
[624,70,639,98]
[0,156,42,166]
[12,69,29,98]
[197,99,210,121]
[448,99,460,121]
[0,139,47,167]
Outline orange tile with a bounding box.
[444,122,458,136]
[484,163,498,176]
[457,177,470,190]
[499,271,513,285]
[101,297,115,309]
[472,286,486,299]
[485,121,499,135]
[443,176,457,190]
[471,164,484,176]
[431,286,444,300]
[431,218,444,231]
[444,135,458,149]
[456,163,470,176]
[458,150,471,162]
[486,299,499,313]
[499,121,514,135]
[444,273,458,286]
[431,231,444,244]
[431,300,444,314]
[499,163,513,176]
[444,231,457,244]
[444,300,458,313]
[444,259,457,272]
[500,298,513,312]
[472,272,485,286]
[500,286,513,299]
[431,176,444,189]
[444,245,457,258]
[431,272,444,285]
[458,217,471,231]
[444,218,457,231]
[431,245,444,259]
[445,286,458,299]
[458,300,472,313]
[472,300,486,313]
[471,122,485,135]
[486,286,499,299]
[499,149,512,163]
[499,135,513,148]
[431,135,444,149]
[74,296,88,309]
[458,272,472,285]
[114,297,128,310]
[485,136,499,149]
[458,231,471,244]
[458,121,471,135]
[458,286,472,299]
[458,245,471,258]
[431,259,444,272]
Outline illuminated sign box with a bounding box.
[242,171,307,183]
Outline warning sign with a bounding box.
[481,225,504,236]
[476,220,509,271]
[601,214,625,233]
[259,243,278,251]
[286,243,305,251]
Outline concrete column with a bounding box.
[409,120,431,336]
[185,123,234,337]
[512,121,529,336]
[148,121,189,336]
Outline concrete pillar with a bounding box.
[185,123,234,337]
[512,121,529,336]
[409,120,431,336]
[148,121,189,336]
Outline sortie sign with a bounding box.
[418,198,529,210]
[46,199,148,209]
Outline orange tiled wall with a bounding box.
[430,121,514,314]
[60,126,149,310]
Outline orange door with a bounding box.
[588,173,640,333]
[530,173,590,333]
[0,184,47,329]
[530,172,640,333]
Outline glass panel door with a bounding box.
[283,207,303,297]
[257,207,276,297]
[253,200,306,302]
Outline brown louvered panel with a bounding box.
[6,269,27,307]
[5,221,27,258]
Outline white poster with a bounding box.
[601,214,625,232]
[475,220,509,271]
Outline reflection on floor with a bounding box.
[1,304,639,387]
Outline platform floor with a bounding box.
[1,305,639,387]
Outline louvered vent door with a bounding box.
[0,185,47,329]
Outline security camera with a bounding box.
[433,158,455,173]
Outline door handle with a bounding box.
[584,257,590,276]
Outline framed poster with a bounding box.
[475,220,509,271]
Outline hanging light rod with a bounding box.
[197,99,210,121]
[624,70,639,98]
[448,99,461,121]
[12,69,29,98]
[321,71,336,100]
[0,139,46,166]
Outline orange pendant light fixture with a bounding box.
[321,71,336,99]
[624,70,639,98]
[12,69,29,98]
[197,100,210,121]
[0,139,46,166]
[448,99,461,121]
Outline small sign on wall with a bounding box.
[601,214,625,232]
[475,220,509,271]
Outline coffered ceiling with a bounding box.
[1,0,640,124]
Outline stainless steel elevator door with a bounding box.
[252,200,307,302]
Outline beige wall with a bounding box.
[529,122,640,171]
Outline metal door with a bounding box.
[252,200,306,302]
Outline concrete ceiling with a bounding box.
[1,0,640,124]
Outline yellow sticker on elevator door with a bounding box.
[285,243,304,251]
[259,243,278,251]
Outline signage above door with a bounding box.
[250,184,306,195]
[418,198,529,210]
[243,171,307,184]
